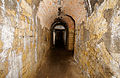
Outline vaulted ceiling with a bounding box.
[37,0,86,29]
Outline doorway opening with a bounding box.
[51,18,68,49]
[53,25,66,47]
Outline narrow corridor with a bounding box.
[36,47,79,78]
[0,0,120,78]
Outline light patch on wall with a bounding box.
[35,16,38,63]
[110,59,120,78]
[0,25,15,62]
[96,39,120,78]
[111,9,120,53]
[21,0,32,15]
[1,25,14,49]
[109,8,120,78]
[35,39,37,62]
[6,51,22,78]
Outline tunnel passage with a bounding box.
[36,18,77,78]
[50,16,75,51]
[51,18,68,49]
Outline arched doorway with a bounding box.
[51,18,68,48]
[51,15,75,51]
[53,25,67,48]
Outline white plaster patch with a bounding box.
[35,16,38,63]
[6,51,22,78]
[110,9,120,53]
[110,59,120,78]
[112,76,116,78]
[0,50,7,62]
[1,0,6,17]
[0,0,15,63]
[0,25,15,62]
[88,0,92,14]
[1,25,15,49]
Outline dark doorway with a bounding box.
[55,30,64,47]
[50,18,69,50]
[52,25,67,48]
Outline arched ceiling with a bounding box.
[37,0,87,29]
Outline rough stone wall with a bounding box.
[75,0,120,77]
[0,0,50,78]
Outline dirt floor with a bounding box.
[36,47,81,78]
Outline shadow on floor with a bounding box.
[36,47,80,78]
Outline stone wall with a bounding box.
[74,0,120,77]
[0,0,50,78]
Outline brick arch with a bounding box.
[61,15,75,51]
[50,14,75,51]
[50,18,68,48]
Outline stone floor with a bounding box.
[36,47,81,78]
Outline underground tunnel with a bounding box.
[0,0,120,78]
[35,17,76,78]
